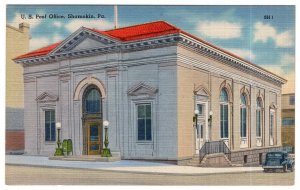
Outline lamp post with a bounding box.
[101,120,112,157]
[208,111,213,141]
[54,122,64,156]
[194,109,199,127]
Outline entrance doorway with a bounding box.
[82,85,103,155]
[195,123,204,153]
[195,102,208,154]
[86,122,102,155]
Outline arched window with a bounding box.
[220,88,229,138]
[83,86,101,114]
[256,98,262,137]
[240,94,247,138]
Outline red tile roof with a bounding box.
[103,21,180,41]
[14,42,61,59]
[15,21,180,60]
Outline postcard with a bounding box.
[5,4,295,185]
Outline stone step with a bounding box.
[199,153,232,167]
[48,152,121,162]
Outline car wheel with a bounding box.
[283,164,287,172]
[291,164,295,172]
[263,168,268,173]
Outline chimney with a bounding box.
[19,22,30,34]
[114,5,118,29]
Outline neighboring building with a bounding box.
[281,93,295,152]
[14,21,286,165]
[6,23,30,154]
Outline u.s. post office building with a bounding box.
[14,21,286,166]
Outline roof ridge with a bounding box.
[86,27,121,40]
[104,20,171,32]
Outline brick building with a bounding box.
[281,93,295,152]
[6,23,30,154]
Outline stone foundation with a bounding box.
[177,146,282,167]
[230,146,282,166]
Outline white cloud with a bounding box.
[275,31,294,47]
[29,37,51,51]
[53,34,63,42]
[197,21,242,39]
[226,48,256,60]
[9,12,42,29]
[254,22,294,48]
[65,19,114,32]
[52,21,62,28]
[253,22,276,43]
[29,34,64,50]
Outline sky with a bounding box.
[6,5,295,93]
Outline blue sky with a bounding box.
[7,5,295,93]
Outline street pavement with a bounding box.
[6,165,294,185]
[6,155,263,175]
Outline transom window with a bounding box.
[220,88,229,139]
[197,104,204,115]
[137,104,152,141]
[240,94,247,138]
[220,88,228,102]
[84,86,101,114]
[256,98,262,137]
[45,110,56,142]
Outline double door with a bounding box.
[85,121,102,155]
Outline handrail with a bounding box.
[199,140,231,162]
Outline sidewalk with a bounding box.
[5,155,263,175]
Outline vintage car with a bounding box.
[263,151,294,172]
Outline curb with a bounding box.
[5,163,263,176]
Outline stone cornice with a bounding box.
[177,34,286,85]
[15,29,286,86]
[15,34,180,65]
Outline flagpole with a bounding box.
[114,5,118,29]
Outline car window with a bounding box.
[267,153,283,159]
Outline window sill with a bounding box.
[136,141,153,145]
[45,141,56,145]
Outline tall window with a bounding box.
[256,98,262,137]
[45,110,56,141]
[84,87,101,114]
[220,88,228,138]
[270,110,274,139]
[240,94,247,138]
[137,104,152,141]
[289,95,295,105]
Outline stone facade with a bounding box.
[14,21,286,163]
[6,23,30,153]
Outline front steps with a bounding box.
[178,153,234,167]
[199,153,232,167]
